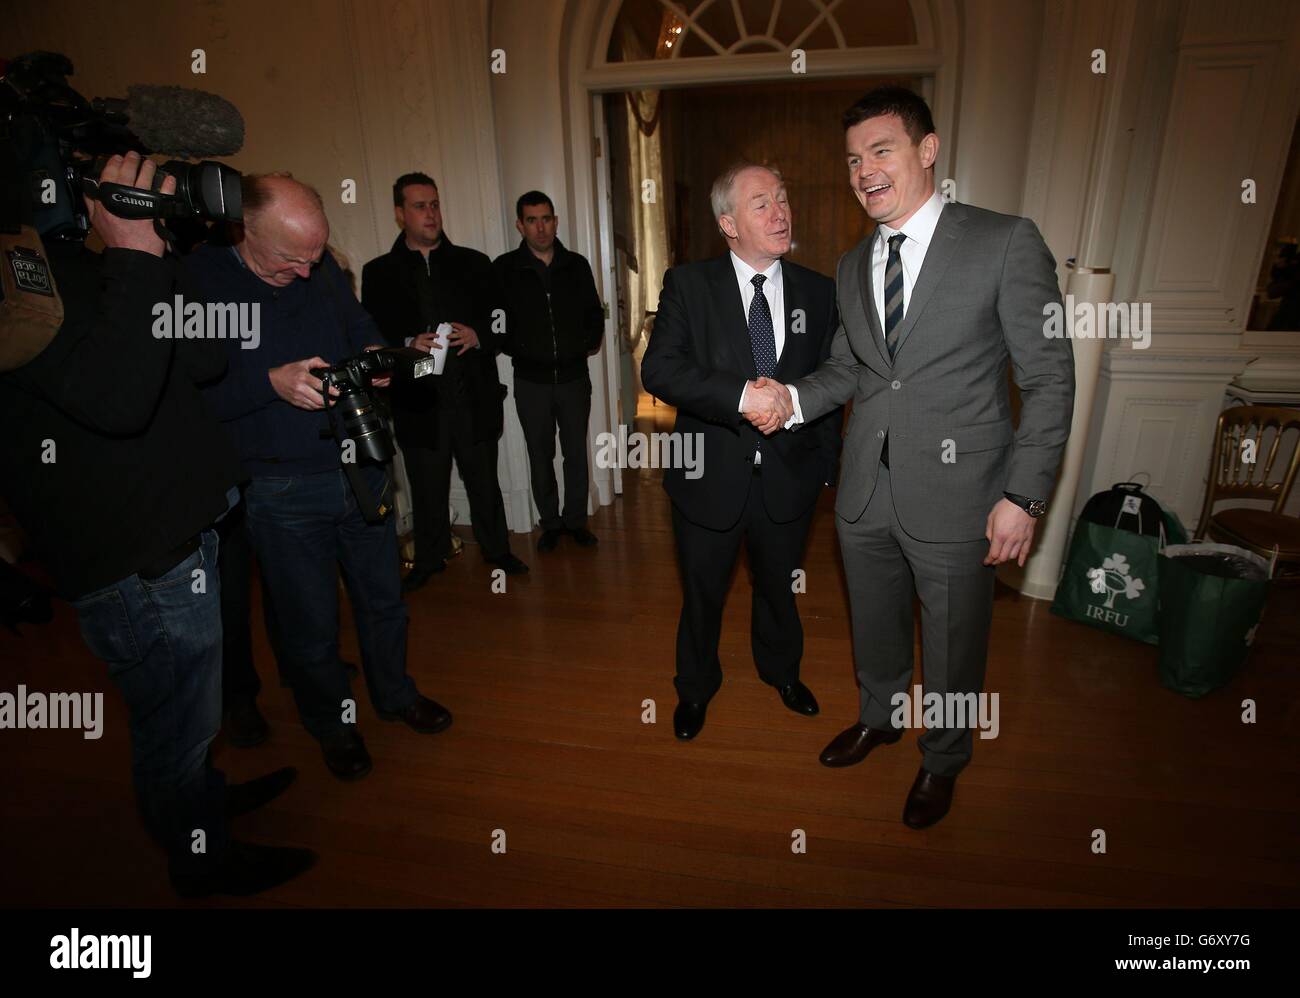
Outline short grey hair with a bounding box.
[710,161,783,225]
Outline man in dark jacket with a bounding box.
[361,173,525,591]
[494,192,604,551]
[0,151,313,897]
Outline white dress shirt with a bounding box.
[786,189,945,426]
[871,188,945,340]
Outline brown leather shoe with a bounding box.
[902,767,956,829]
[818,723,901,767]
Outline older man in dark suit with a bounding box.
[642,163,842,741]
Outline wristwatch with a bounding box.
[1004,492,1048,518]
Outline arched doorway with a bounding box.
[568,0,959,494]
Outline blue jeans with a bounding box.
[243,467,417,740]
[72,529,229,880]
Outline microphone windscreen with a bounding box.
[125,84,245,159]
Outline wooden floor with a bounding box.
[2,397,1298,908]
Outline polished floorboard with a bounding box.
[2,398,1298,908]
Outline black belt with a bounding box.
[880,433,890,469]
[139,533,201,580]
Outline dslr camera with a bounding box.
[312,347,435,464]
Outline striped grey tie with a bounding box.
[883,232,906,359]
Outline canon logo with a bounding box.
[110,193,152,207]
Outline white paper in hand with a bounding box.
[428,322,452,375]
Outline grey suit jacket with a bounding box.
[793,201,1075,542]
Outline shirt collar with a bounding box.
[876,189,945,252]
[729,250,781,289]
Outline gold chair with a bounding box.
[1194,405,1300,578]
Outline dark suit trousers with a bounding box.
[836,463,995,777]
[401,407,511,567]
[514,375,592,531]
[671,470,814,704]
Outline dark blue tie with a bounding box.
[748,273,776,378]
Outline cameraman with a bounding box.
[189,173,452,782]
[0,151,315,898]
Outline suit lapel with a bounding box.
[852,232,890,369]
[889,202,968,360]
[709,255,757,379]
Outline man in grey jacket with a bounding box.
[754,86,1075,828]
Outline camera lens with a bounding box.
[334,384,394,464]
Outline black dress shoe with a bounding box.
[401,563,444,593]
[537,528,563,552]
[673,700,708,740]
[903,767,957,829]
[226,766,298,818]
[171,839,317,899]
[377,695,453,734]
[818,723,902,767]
[225,700,270,748]
[489,553,529,575]
[777,681,819,716]
[568,527,598,547]
[320,729,373,781]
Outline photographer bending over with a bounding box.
[190,173,451,782]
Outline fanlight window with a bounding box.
[607,0,918,62]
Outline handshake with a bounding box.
[742,376,795,436]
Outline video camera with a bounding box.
[1,50,245,243]
[0,51,246,371]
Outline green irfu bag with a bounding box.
[1157,543,1272,699]
[1052,520,1161,644]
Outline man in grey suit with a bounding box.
[752,86,1074,828]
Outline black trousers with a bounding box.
[671,470,815,704]
[514,375,591,531]
[401,406,511,568]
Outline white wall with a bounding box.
[952,0,1045,217]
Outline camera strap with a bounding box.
[344,455,392,525]
[319,386,392,525]
[318,264,391,525]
